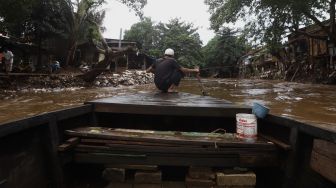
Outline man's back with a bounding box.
[153,57,181,86]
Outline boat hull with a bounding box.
[0,93,334,188]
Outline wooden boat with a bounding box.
[0,92,335,188]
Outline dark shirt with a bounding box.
[153,57,181,87]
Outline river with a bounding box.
[0,79,335,127]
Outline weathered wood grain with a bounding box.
[310,139,336,183]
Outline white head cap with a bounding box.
[164,48,174,56]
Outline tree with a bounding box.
[0,0,68,68]
[156,18,204,67]
[124,17,160,56]
[202,28,248,71]
[58,0,105,67]
[0,0,147,67]
[205,0,335,48]
[30,0,70,68]
[59,0,147,67]
[124,18,204,67]
[0,0,38,37]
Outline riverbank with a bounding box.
[245,69,336,85]
[0,70,154,96]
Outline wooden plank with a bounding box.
[53,104,92,121]
[310,139,336,183]
[259,133,291,151]
[75,144,277,155]
[105,164,158,171]
[93,103,250,117]
[81,138,201,148]
[73,149,278,167]
[313,139,336,160]
[0,105,92,138]
[86,92,251,117]
[265,115,336,143]
[74,153,241,167]
[81,139,273,150]
[57,137,80,152]
[239,154,280,167]
[89,111,98,126]
[282,127,299,188]
[66,137,80,145]
[0,115,50,138]
[45,117,64,188]
[58,143,73,152]
[310,151,336,184]
[66,127,276,149]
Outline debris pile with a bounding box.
[94,70,153,87]
[0,70,154,91]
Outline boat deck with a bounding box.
[87,92,251,117]
[57,93,280,167]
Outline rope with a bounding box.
[211,128,227,134]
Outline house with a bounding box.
[78,38,154,72]
[105,38,137,48]
[238,20,336,80]
[238,48,280,78]
[287,20,335,71]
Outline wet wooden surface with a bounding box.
[87,92,251,117]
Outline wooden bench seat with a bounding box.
[62,127,280,167]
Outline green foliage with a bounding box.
[205,0,331,48]
[0,0,38,36]
[0,0,147,66]
[125,18,203,67]
[124,17,159,53]
[31,1,68,38]
[156,19,203,67]
[59,0,105,43]
[202,28,248,68]
[0,0,104,41]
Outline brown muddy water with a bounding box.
[0,79,335,128]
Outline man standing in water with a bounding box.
[147,48,199,93]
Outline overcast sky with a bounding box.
[102,0,216,45]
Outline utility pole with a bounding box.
[118,28,122,48]
[115,28,123,72]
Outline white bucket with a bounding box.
[236,113,257,142]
